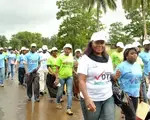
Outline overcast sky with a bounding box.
[0,0,128,39]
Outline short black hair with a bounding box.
[123,48,137,61]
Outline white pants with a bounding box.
[38,70,48,92]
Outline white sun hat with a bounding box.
[21,47,26,51]
[63,44,72,49]
[51,47,58,51]
[143,40,150,46]
[90,31,107,42]
[42,45,48,50]
[116,42,124,49]
[31,43,37,47]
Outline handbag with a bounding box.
[112,81,136,120]
[46,73,58,98]
[112,81,127,106]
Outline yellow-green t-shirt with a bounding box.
[111,51,123,68]
[56,54,74,79]
[47,56,57,72]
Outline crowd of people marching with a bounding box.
[1,31,150,120]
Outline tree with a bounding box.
[10,31,43,49]
[56,0,104,50]
[0,35,8,47]
[123,9,150,42]
[42,35,58,49]
[122,0,150,39]
[9,37,21,50]
[109,22,133,45]
[76,0,117,30]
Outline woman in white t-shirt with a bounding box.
[77,31,120,120]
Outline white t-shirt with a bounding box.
[39,52,51,71]
[77,54,113,101]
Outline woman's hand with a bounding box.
[113,70,121,81]
[54,78,59,86]
[85,97,96,112]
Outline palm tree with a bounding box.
[122,0,150,40]
[78,0,117,30]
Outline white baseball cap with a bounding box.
[48,49,52,53]
[132,41,141,47]
[51,47,58,51]
[31,43,37,47]
[90,31,107,42]
[38,48,42,52]
[42,45,48,50]
[63,44,72,49]
[116,42,124,49]
[0,47,3,50]
[8,46,12,49]
[124,44,136,51]
[75,49,82,53]
[26,48,29,51]
[21,47,26,51]
[143,40,150,45]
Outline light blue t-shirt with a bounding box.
[139,51,150,76]
[25,52,40,73]
[0,54,6,68]
[17,54,26,68]
[115,61,142,97]
[7,53,16,64]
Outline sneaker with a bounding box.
[28,98,31,101]
[49,98,55,102]
[40,92,44,96]
[66,109,73,115]
[56,103,62,109]
[60,98,64,102]
[0,84,4,87]
[35,98,40,102]
[44,91,47,94]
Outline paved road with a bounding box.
[0,78,122,120]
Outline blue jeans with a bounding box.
[56,77,73,109]
[0,67,5,84]
[8,64,15,79]
[80,96,115,120]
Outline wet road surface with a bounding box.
[0,79,122,120]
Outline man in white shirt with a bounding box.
[38,45,51,95]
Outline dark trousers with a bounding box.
[18,68,25,84]
[125,96,138,120]
[26,72,40,99]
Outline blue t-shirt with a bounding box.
[139,51,150,76]
[115,61,142,97]
[7,53,16,64]
[25,52,40,73]
[0,54,6,68]
[17,54,26,68]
